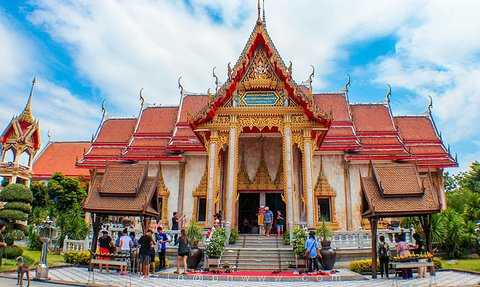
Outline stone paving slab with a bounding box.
[33,267,480,287]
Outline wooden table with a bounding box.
[390,261,435,286]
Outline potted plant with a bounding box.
[205,228,226,270]
[186,221,204,269]
[291,226,307,271]
[316,218,336,270]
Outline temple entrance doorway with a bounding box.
[266,192,286,227]
[238,193,260,234]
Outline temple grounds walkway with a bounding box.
[21,267,479,287]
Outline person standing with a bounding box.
[276,210,284,236]
[378,235,390,279]
[264,207,273,237]
[175,229,189,275]
[304,231,320,273]
[257,206,265,235]
[118,229,133,275]
[97,231,113,273]
[172,212,185,245]
[138,230,154,278]
[129,231,138,248]
[156,226,168,270]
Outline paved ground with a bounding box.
[39,267,480,287]
[0,276,76,286]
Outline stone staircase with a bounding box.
[220,234,295,270]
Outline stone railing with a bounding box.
[331,229,412,249]
[63,236,91,253]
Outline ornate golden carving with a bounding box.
[239,48,281,91]
[157,165,170,225]
[237,148,283,191]
[313,157,338,228]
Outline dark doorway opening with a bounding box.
[266,192,286,228]
[238,193,260,234]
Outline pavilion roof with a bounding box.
[83,162,159,216]
[361,163,441,217]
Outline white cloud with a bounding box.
[0,11,99,147]
[28,0,420,111]
[372,1,480,145]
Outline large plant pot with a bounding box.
[187,247,203,269]
[320,240,336,270]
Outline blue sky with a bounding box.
[1,1,479,172]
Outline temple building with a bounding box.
[0,79,41,187]
[80,9,456,232]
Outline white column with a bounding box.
[303,135,315,227]
[206,132,218,226]
[283,124,296,238]
[225,125,238,228]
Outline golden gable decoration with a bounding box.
[313,158,338,229]
[193,163,208,197]
[237,148,283,191]
[240,48,281,91]
[157,165,170,225]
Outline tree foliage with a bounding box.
[0,184,33,245]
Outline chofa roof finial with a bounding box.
[307,65,315,90]
[227,62,232,80]
[139,88,145,108]
[385,84,392,105]
[427,95,433,115]
[178,76,184,97]
[212,67,219,91]
[288,61,293,76]
[342,74,351,93]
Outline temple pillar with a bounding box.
[302,129,315,228]
[225,117,239,229]
[283,117,296,239]
[206,131,219,226]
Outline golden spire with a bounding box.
[19,77,36,123]
[257,0,261,24]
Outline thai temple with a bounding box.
[1,5,456,234]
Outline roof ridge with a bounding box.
[144,105,179,109]
[394,115,429,118]
[313,92,346,96]
[350,102,387,106]
[49,140,91,144]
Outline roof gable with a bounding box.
[351,104,395,132]
[136,107,178,135]
[95,118,136,143]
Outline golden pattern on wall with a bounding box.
[237,149,283,191]
[157,165,170,225]
[193,163,208,197]
[239,48,282,91]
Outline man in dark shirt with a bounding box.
[138,230,154,278]
[172,212,184,245]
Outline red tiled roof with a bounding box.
[394,116,439,142]
[32,141,91,179]
[314,93,350,121]
[100,163,146,195]
[95,118,136,143]
[351,104,395,132]
[179,95,209,123]
[373,164,423,196]
[136,107,178,135]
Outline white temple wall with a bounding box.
[314,154,347,230]
[348,163,369,230]
[161,163,180,221]
[183,155,207,221]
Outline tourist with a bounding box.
[264,206,273,237]
[396,233,412,279]
[242,217,250,234]
[97,230,113,273]
[175,229,190,275]
[304,231,320,273]
[156,226,168,270]
[138,229,154,278]
[118,228,133,275]
[413,233,426,278]
[172,212,185,245]
[114,231,122,250]
[378,235,390,279]
[276,210,284,236]
[257,206,265,235]
[214,210,223,225]
[129,231,138,248]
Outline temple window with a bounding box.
[197,197,207,222]
[18,151,31,167]
[2,148,14,163]
[317,197,332,222]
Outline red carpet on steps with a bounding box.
[186,270,332,277]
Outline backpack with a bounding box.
[378,242,390,258]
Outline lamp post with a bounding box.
[35,217,55,279]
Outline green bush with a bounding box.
[186,221,203,247]
[206,228,226,258]
[229,228,239,245]
[4,202,32,214]
[291,226,307,256]
[27,225,43,251]
[433,257,442,269]
[0,184,33,203]
[283,229,290,245]
[63,251,91,265]
[0,209,28,221]
[349,259,378,274]
[3,245,24,259]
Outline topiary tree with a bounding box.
[0,184,33,245]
